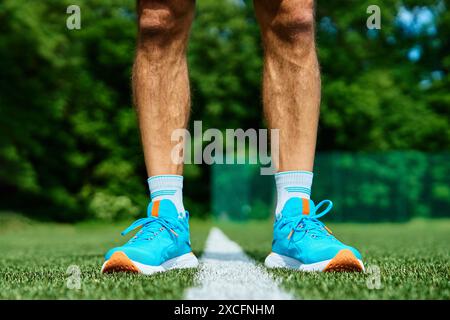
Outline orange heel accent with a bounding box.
[102,251,140,274]
[324,249,363,272]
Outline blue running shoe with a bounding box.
[101,199,198,275]
[265,198,364,272]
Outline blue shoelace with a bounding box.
[121,217,179,243]
[282,200,334,240]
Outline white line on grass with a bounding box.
[185,227,293,300]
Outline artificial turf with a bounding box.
[0,213,448,299]
[218,218,450,299]
[0,214,211,299]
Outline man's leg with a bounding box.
[255,0,319,213]
[133,0,194,176]
[133,0,195,214]
[254,0,320,173]
[101,0,198,275]
[255,0,364,272]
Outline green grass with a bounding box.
[218,218,450,299]
[1,213,449,299]
[0,214,211,299]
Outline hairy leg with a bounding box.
[133,0,195,176]
[254,0,320,172]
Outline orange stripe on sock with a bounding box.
[302,198,310,215]
[151,200,160,217]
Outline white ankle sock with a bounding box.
[147,175,185,215]
[275,171,313,215]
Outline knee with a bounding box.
[137,0,194,39]
[273,8,314,42]
[258,0,315,43]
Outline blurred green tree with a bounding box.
[0,0,448,221]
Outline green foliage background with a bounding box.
[0,0,448,221]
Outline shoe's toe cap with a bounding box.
[105,246,160,266]
[105,247,122,260]
[330,245,362,261]
[305,243,362,264]
[347,246,362,260]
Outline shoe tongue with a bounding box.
[281,198,316,218]
[147,199,179,221]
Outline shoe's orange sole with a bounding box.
[102,251,140,274]
[323,249,363,272]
